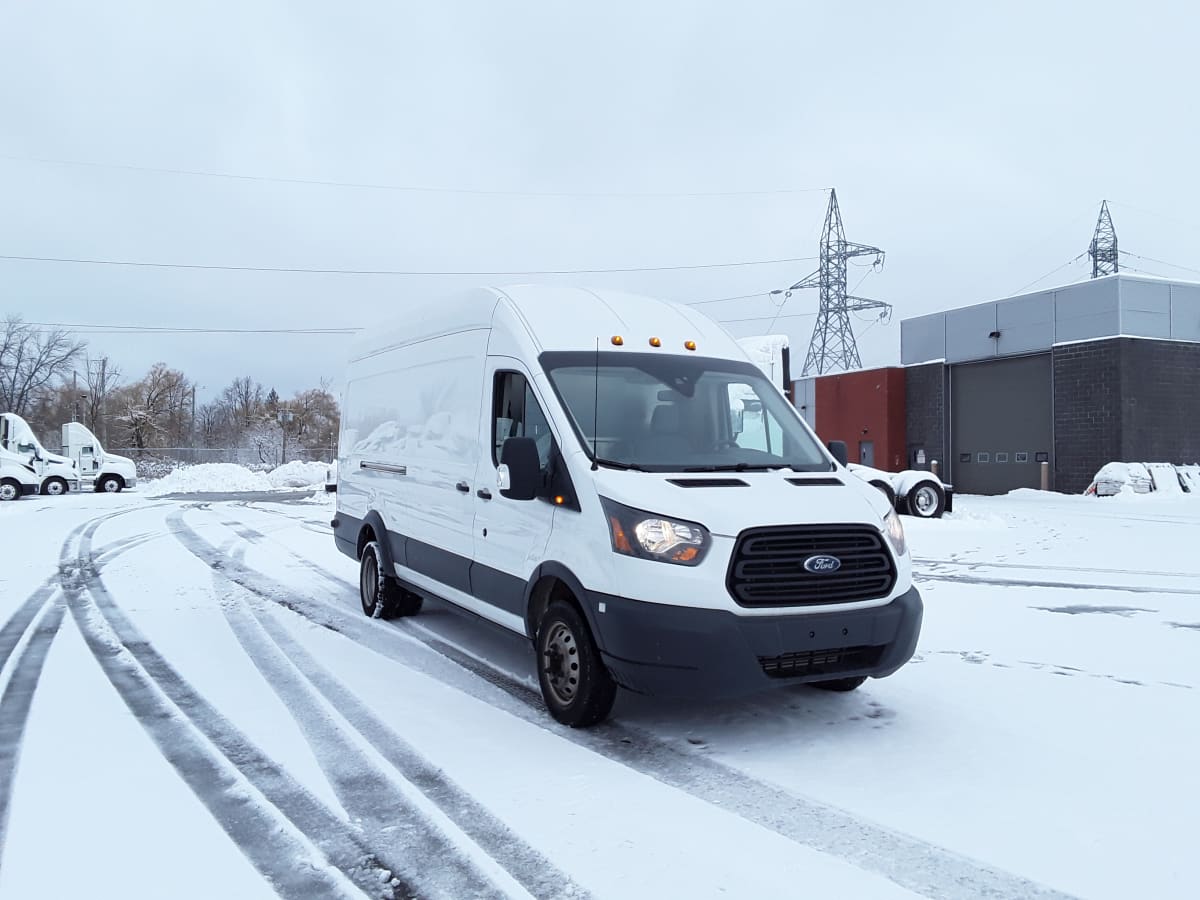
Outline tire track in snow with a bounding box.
[62,511,406,900]
[210,541,521,900]
[915,571,1200,597]
[218,543,586,900]
[0,600,65,863]
[181,505,1077,900]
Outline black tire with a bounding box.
[97,475,124,494]
[41,477,69,496]
[905,479,945,519]
[868,479,896,508]
[358,540,422,619]
[811,676,867,692]
[536,600,617,728]
[0,479,21,502]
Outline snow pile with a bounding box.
[266,460,329,488]
[143,463,273,496]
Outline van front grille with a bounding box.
[727,525,896,607]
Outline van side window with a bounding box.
[493,372,554,469]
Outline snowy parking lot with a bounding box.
[0,485,1197,899]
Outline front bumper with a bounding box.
[585,587,923,698]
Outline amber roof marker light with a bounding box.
[611,335,624,346]
[649,336,662,347]
[684,340,697,351]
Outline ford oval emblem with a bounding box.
[804,554,842,574]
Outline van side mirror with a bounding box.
[827,440,849,467]
[499,437,540,501]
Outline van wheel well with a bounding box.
[526,576,580,641]
[356,526,376,560]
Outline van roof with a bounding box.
[352,285,745,361]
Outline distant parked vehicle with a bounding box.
[0,412,79,495]
[848,462,952,519]
[60,422,137,493]
[325,458,338,492]
[0,447,41,501]
[1086,462,1195,496]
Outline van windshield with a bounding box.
[541,351,832,473]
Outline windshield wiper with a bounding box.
[682,463,783,472]
[592,457,651,472]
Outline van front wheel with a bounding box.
[536,600,617,728]
[359,540,422,619]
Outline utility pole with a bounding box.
[99,357,108,444]
[1089,200,1119,278]
[787,189,891,376]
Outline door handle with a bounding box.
[476,488,493,500]
[456,482,470,493]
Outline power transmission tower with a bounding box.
[787,189,890,375]
[1088,200,1118,278]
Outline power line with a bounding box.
[1119,250,1200,278]
[0,153,832,200]
[22,321,360,335]
[685,290,781,307]
[1010,252,1088,295]
[0,252,818,277]
[718,312,818,326]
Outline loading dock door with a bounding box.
[950,354,1052,496]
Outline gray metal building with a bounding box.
[901,273,1200,495]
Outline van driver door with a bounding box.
[470,359,558,624]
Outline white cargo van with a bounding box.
[334,286,922,727]
[0,447,41,501]
[60,422,138,493]
[0,412,79,495]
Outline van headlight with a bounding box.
[883,509,907,557]
[601,497,710,566]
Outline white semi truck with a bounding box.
[0,447,41,501]
[60,422,138,493]
[0,412,80,495]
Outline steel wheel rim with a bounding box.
[0,484,16,501]
[914,486,938,514]
[542,621,580,706]
[103,479,119,492]
[360,552,377,613]
[47,480,64,495]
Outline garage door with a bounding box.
[950,354,1052,495]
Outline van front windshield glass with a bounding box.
[541,351,831,472]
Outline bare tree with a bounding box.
[83,354,122,443]
[111,362,192,450]
[0,316,86,416]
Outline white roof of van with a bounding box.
[352,285,745,361]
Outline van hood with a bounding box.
[586,464,893,536]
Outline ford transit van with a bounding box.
[334,286,922,726]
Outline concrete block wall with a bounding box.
[904,362,947,475]
[1053,338,1200,493]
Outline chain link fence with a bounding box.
[108,447,335,467]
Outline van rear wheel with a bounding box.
[359,540,422,619]
[536,600,617,728]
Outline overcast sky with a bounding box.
[2,1,1197,402]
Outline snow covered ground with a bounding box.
[0,486,1197,899]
